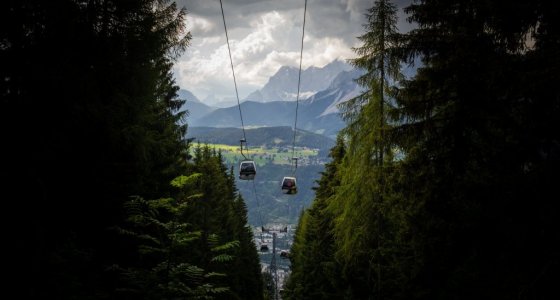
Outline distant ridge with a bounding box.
[177,89,216,124]
[187,126,335,151]
[244,59,352,102]
[190,68,364,139]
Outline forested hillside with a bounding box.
[1,1,263,299]
[284,0,560,299]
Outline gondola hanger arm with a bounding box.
[240,138,247,160]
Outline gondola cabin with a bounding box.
[281,176,297,194]
[239,160,256,180]
[260,243,269,252]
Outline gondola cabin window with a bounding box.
[239,161,256,180]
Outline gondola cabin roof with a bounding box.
[282,176,296,185]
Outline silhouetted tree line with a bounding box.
[1,1,262,299]
[284,0,560,299]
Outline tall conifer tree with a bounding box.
[391,0,560,297]
[283,135,346,300]
[331,0,402,296]
[1,0,192,297]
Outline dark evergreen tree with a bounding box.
[115,179,234,300]
[114,149,264,299]
[285,0,560,299]
[331,0,403,297]
[179,145,264,300]
[390,0,560,298]
[283,135,346,300]
[1,0,193,298]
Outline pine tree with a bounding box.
[115,176,233,300]
[115,146,263,300]
[183,145,264,300]
[284,0,560,298]
[330,0,402,296]
[283,135,346,300]
[1,0,191,297]
[390,0,560,298]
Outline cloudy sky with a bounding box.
[173,0,412,105]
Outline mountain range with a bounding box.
[180,60,363,139]
[244,59,353,102]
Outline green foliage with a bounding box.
[187,145,264,299]
[212,240,241,253]
[283,136,346,299]
[115,147,263,299]
[2,0,193,297]
[2,0,265,298]
[170,173,202,188]
[115,195,235,299]
[327,0,404,296]
[285,0,560,299]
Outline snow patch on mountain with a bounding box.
[319,85,361,116]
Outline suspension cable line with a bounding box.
[252,180,265,230]
[219,0,247,145]
[220,0,308,244]
[290,0,307,175]
[220,0,267,240]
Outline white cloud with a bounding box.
[186,15,215,34]
[198,36,221,47]
[174,0,412,105]
[302,36,355,68]
[176,10,310,102]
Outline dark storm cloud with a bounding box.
[177,0,372,40]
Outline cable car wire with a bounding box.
[219,0,247,145]
[220,1,309,257]
[290,0,307,175]
[252,180,264,228]
[220,0,266,242]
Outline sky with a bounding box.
[173,0,412,106]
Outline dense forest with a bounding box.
[284,0,559,299]
[1,0,263,299]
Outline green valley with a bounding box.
[196,143,321,166]
[187,126,333,226]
